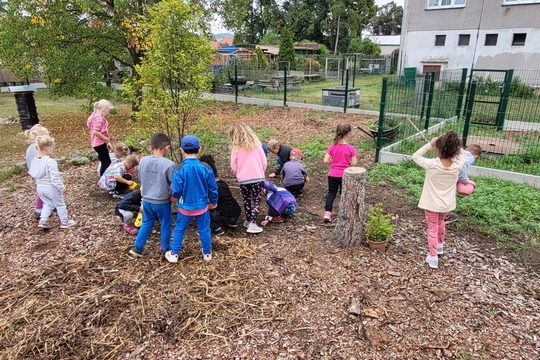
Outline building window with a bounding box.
[503,0,540,5]
[512,33,527,46]
[427,0,466,8]
[435,35,446,46]
[458,34,470,46]
[485,34,498,46]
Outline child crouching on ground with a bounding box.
[97,141,131,174]
[29,135,76,229]
[260,181,297,226]
[200,154,241,236]
[115,190,142,235]
[25,124,50,219]
[281,148,309,197]
[98,155,139,197]
[267,139,292,178]
[165,135,218,263]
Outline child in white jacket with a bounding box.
[29,135,76,229]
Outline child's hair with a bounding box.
[25,124,49,142]
[467,144,482,157]
[35,135,55,151]
[93,99,114,112]
[112,142,130,158]
[124,155,139,168]
[229,123,261,151]
[267,139,280,152]
[150,132,171,150]
[333,123,352,144]
[435,131,462,159]
[200,154,218,177]
[183,148,199,155]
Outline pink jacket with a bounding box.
[230,146,267,184]
[87,113,109,148]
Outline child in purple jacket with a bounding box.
[260,181,297,226]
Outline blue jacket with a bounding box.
[262,181,296,216]
[172,158,218,211]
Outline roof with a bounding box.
[210,36,234,49]
[259,45,279,55]
[367,35,401,46]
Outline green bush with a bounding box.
[366,203,394,242]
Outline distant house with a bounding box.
[366,35,400,56]
[399,0,540,77]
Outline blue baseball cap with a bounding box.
[181,135,200,150]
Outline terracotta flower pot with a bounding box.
[367,240,386,253]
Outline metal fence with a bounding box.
[377,68,540,177]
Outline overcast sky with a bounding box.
[212,0,405,34]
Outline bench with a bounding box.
[256,79,280,92]
[286,80,301,90]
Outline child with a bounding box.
[281,148,309,197]
[129,133,175,257]
[87,99,114,177]
[445,144,482,224]
[115,190,142,235]
[97,141,131,175]
[25,124,50,219]
[165,135,218,263]
[260,181,297,226]
[323,123,358,222]
[411,131,465,269]
[267,139,292,178]
[200,154,242,236]
[28,135,76,229]
[229,123,267,234]
[98,155,139,196]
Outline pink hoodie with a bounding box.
[230,145,267,184]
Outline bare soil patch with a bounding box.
[1,103,539,359]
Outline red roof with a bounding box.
[210,36,234,49]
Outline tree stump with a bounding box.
[326,167,367,246]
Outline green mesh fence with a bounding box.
[378,68,540,176]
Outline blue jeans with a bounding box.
[171,210,211,255]
[133,201,172,252]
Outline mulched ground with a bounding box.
[1,104,539,359]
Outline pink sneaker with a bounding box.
[323,211,332,223]
[123,223,139,235]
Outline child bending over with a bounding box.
[281,148,309,197]
[412,131,465,269]
[115,190,142,235]
[165,135,218,263]
[98,155,139,196]
[29,135,76,229]
[260,181,297,226]
[267,139,292,178]
[200,154,241,236]
[97,141,131,174]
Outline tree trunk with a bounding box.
[334,14,341,55]
[326,167,367,246]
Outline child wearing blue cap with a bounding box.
[165,135,218,263]
[260,181,297,226]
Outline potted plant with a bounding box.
[365,203,394,252]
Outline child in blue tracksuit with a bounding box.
[165,135,218,263]
[260,181,297,226]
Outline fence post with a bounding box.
[234,62,238,104]
[462,80,477,147]
[455,68,468,118]
[283,64,288,107]
[419,73,430,123]
[375,77,388,163]
[424,72,436,130]
[343,69,349,113]
[341,56,346,86]
[496,69,513,131]
[352,54,357,88]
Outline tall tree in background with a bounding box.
[282,0,329,46]
[347,37,381,55]
[277,27,295,70]
[123,0,213,159]
[370,1,403,35]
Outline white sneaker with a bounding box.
[38,220,53,229]
[165,250,178,263]
[60,220,76,229]
[436,243,444,255]
[246,222,263,234]
[203,252,212,261]
[426,255,439,269]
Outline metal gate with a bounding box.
[464,69,513,130]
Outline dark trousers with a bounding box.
[325,176,342,212]
[94,143,111,177]
[286,183,305,196]
[114,174,132,194]
[210,209,238,231]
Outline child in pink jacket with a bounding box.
[229,123,267,234]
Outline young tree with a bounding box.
[278,27,295,70]
[253,46,268,68]
[370,1,403,35]
[348,37,380,55]
[123,0,214,160]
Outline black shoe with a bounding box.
[444,213,459,224]
[213,227,225,236]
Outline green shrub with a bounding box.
[366,203,394,242]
